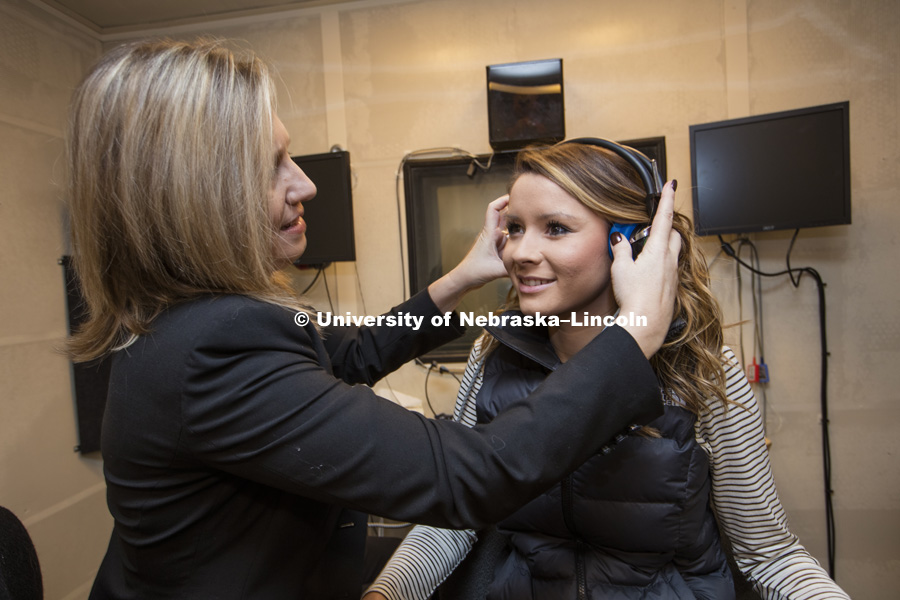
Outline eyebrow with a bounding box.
[506,211,579,221]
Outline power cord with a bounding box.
[718,233,835,578]
[300,265,324,295]
[415,358,456,419]
[321,264,335,313]
[731,238,770,428]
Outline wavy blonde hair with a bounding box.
[66,39,305,361]
[479,143,728,414]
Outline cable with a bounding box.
[786,228,803,287]
[737,239,765,360]
[321,264,334,313]
[415,358,456,418]
[732,239,769,428]
[331,263,339,312]
[734,239,746,367]
[440,365,461,385]
[352,262,368,315]
[718,234,836,578]
[300,266,324,295]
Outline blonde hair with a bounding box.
[66,38,305,361]
[480,143,728,414]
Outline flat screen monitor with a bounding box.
[487,59,565,151]
[689,101,851,236]
[291,150,356,266]
[404,153,517,361]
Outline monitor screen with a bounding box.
[291,150,356,266]
[487,59,565,151]
[404,152,518,361]
[689,102,851,236]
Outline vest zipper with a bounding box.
[561,476,587,600]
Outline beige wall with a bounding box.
[1,0,896,598]
[0,0,107,598]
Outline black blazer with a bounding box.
[89,291,661,599]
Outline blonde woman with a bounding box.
[366,143,849,600]
[67,40,682,599]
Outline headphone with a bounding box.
[561,137,663,259]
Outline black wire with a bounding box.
[442,367,462,385]
[731,239,768,428]
[331,263,339,310]
[718,235,835,578]
[416,358,456,418]
[352,262,368,315]
[786,228,802,287]
[736,239,766,362]
[754,243,765,359]
[734,240,746,366]
[300,266,323,295]
[321,265,334,313]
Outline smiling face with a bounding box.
[268,115,317,267]
[503,172,617,319]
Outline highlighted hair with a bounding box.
[66,39,304,361]
[480,143,728,413]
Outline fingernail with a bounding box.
[671,179,678,191]
[610,232,623,245]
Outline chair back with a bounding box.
[0,506,43,600]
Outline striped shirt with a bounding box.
[365,344,849,600]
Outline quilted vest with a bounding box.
[477,324,734,600]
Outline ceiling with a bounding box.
[31,0,357,34]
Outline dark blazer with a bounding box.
[89,291,661,599]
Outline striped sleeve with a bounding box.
[363,341,486,600]
[697,347,850,600]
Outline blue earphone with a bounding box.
[560,138,664,259]
[607,222,643,259]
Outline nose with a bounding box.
[287,161,316,207]
[508,231,542,265]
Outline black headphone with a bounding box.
[561,137,663,258]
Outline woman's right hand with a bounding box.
[427,194,509,314]
[609,180,681,358]
[362,593,388,600]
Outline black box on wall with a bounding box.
[487,58,565,151]
[61,256,108,454]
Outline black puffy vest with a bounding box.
[477,324,733,600]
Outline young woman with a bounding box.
[67,40,684,599]
[365,143,850,599]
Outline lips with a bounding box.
[516,275,555,294]
[280,214,306,235]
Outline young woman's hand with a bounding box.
[428,195,509,313]
[610,181,681,358]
